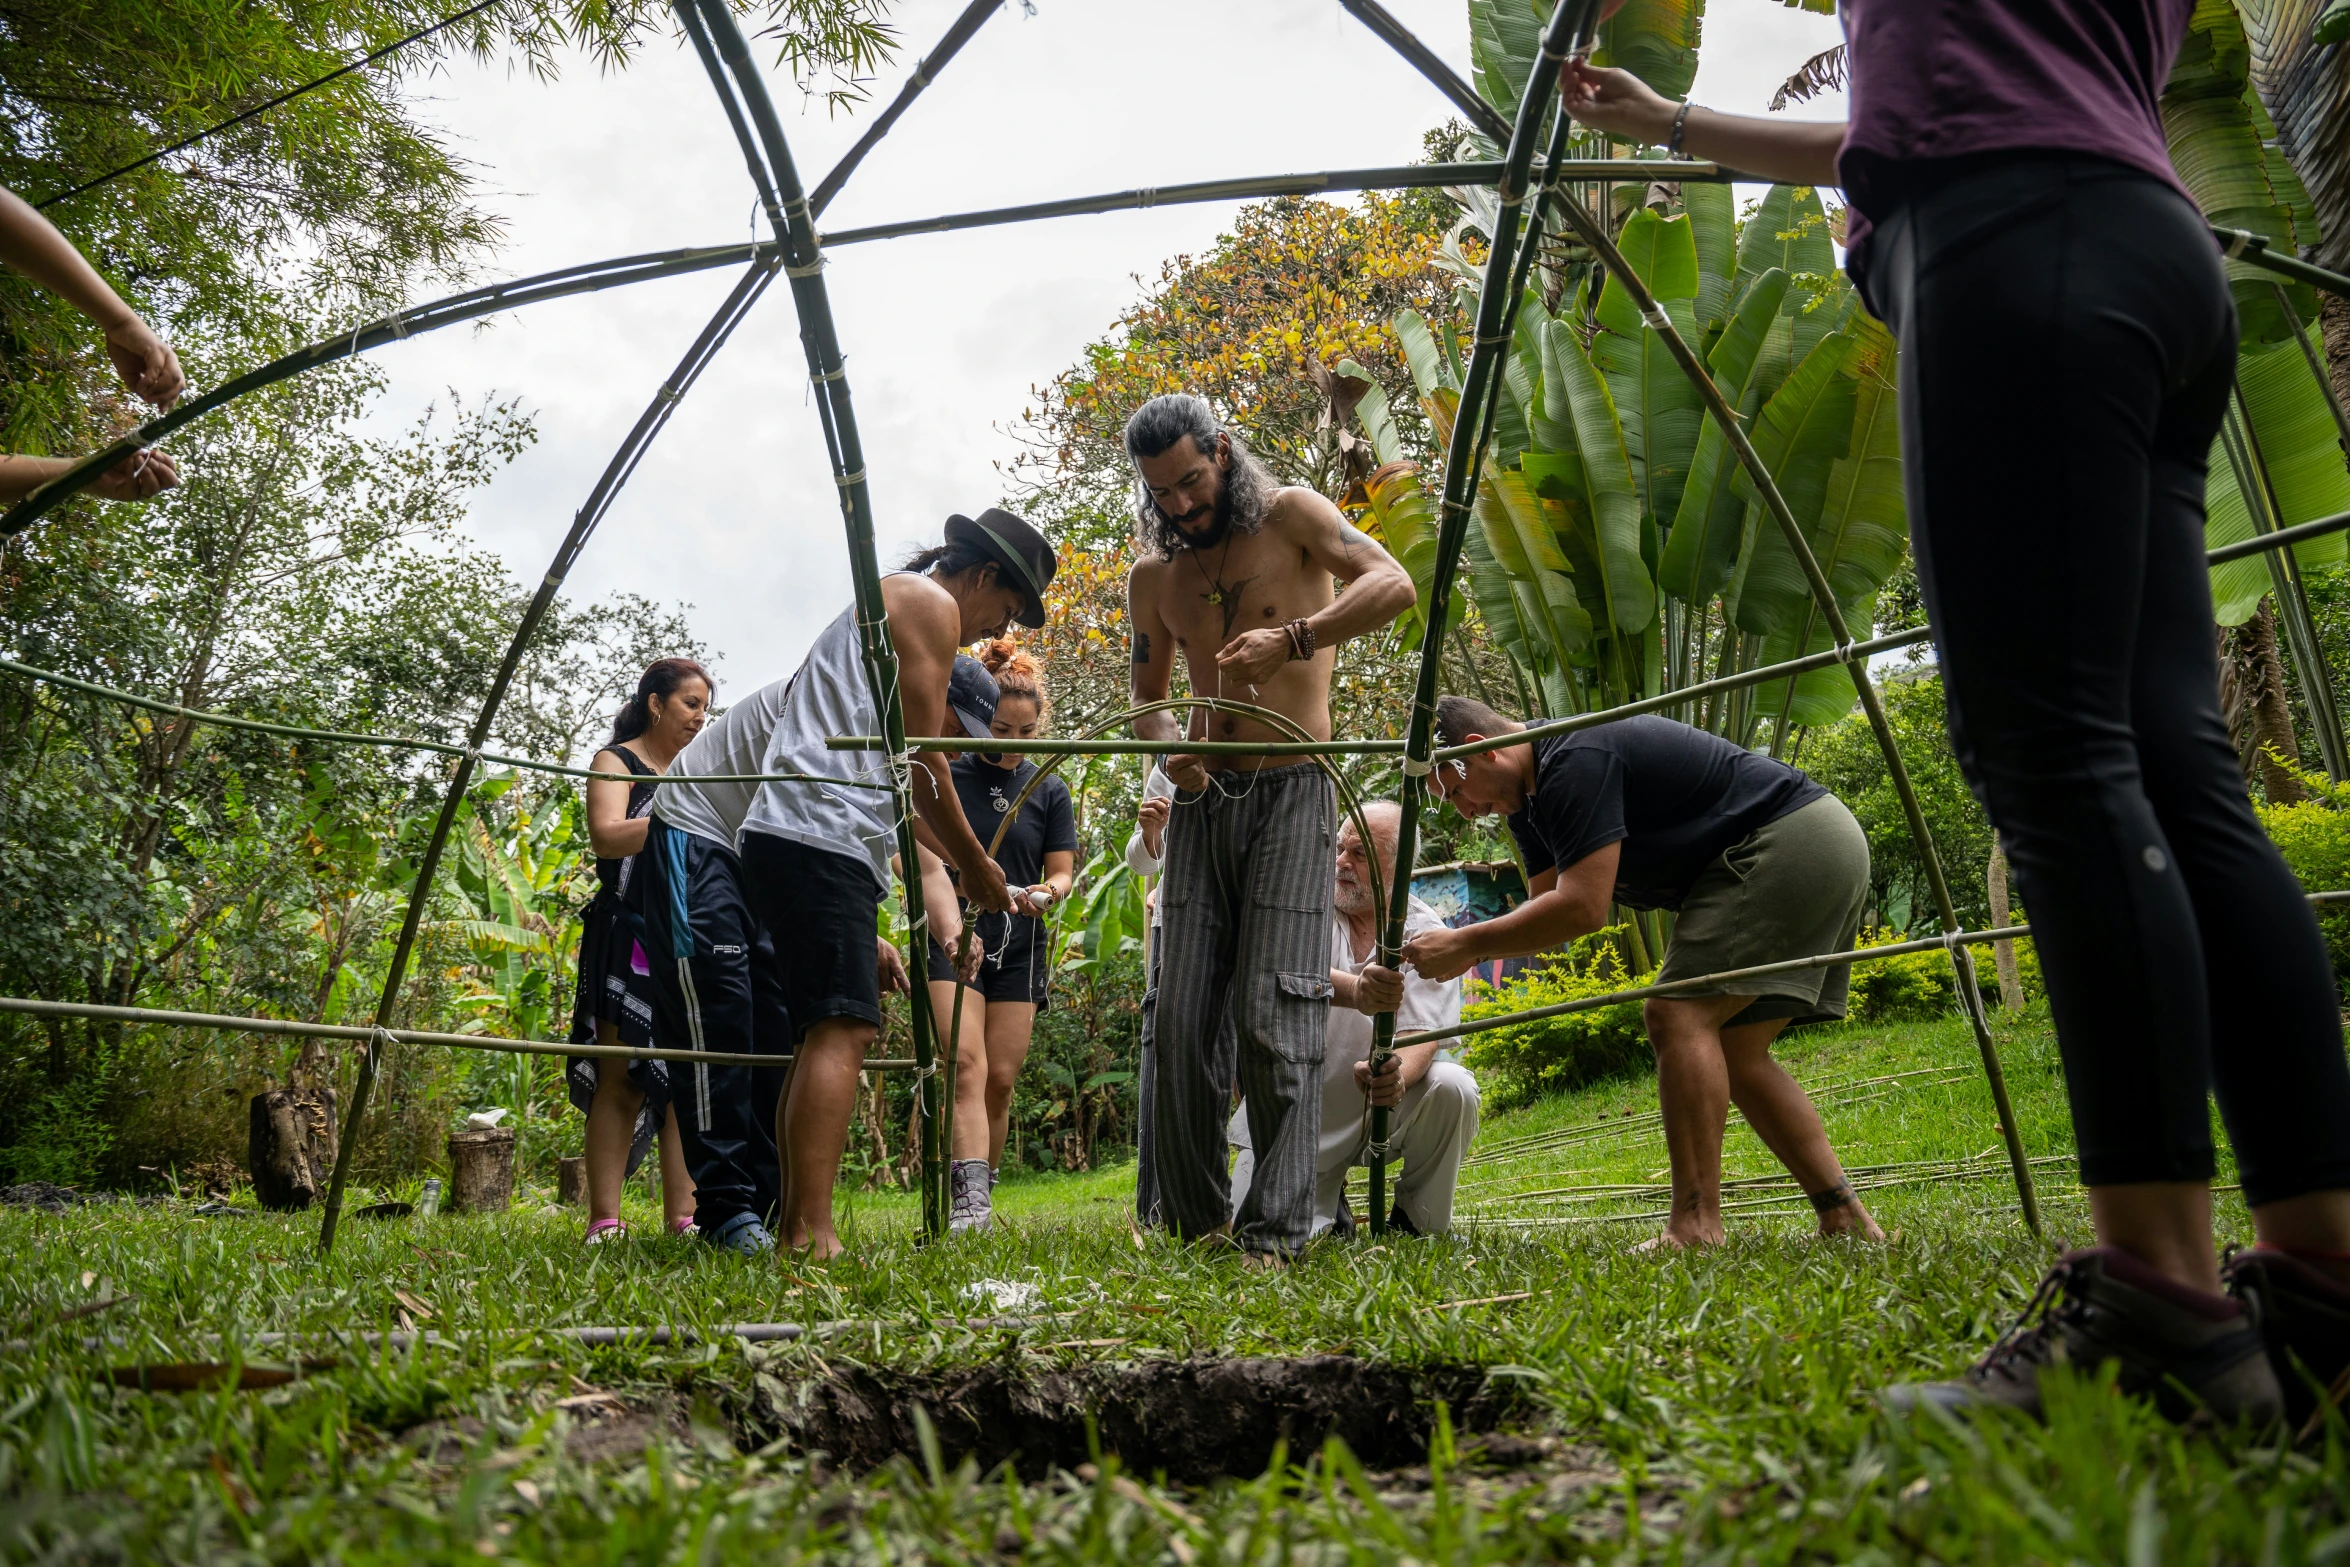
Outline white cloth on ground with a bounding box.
[1228,896,1478,1234]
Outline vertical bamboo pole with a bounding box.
[2227,383,2350,781]
[686,0,949,1237]
[1336,3,2038,1233]
[1366,0,1594,1237]
[316,256,782,1252]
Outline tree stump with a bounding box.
[557,1155,587,1206]
[248,1087,338,1211]
[447,1128,517,1213]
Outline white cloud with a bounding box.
[357,0,1846,718]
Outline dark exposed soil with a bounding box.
[746,1355,1533,1484]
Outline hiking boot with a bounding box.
[1387,1205,1424,1238]
[706,1211,775,1257]
[2223,1248,2350,1434]
[949,1159,993,1234]
[1881,1247,2282,1425]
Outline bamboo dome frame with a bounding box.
[2,0,2347,1248]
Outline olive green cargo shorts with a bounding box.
[1653,793,1871,1028]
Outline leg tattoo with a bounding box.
[1808,1181,1857,1214]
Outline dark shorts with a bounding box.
[739,832,884,1040]
[927,909,1053,1009]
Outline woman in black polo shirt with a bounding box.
[1404,697,1879,1250]
[925,640,1080,1233]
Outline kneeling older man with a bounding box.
[1229,801,1480,1237]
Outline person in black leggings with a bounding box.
[1565,0,2350,1424]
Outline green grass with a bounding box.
[2,1009,2344,1564]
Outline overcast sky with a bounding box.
[360,0,1845,741]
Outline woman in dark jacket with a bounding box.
[568,658,711,1243]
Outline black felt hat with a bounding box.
[945,508,1057,629]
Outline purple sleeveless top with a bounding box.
[1838,0,2196,283]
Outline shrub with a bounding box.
[2255,763,2350,984]
[1846,926,1956,1023]
[1457,930,1650,1112]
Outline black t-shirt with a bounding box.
[951,755,1078,890]
[1505,716,1827,911]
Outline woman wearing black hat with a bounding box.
[925,639,1079,1233]
[645,507,1060,1260]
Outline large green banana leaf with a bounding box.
[1549,317,1658,634]
[1744,318,1907,725]
[1469,0,1707,118]
[1732,185,1838,403]
[1592,209,1705,532]
[1591,0,1703,101]
[1658,268,1792,604]
[1754,595,1878,729]
[1361,456,1440,646]
[1684,181,1740,337]
[1340,360,1407,466]
[1480,461,1596,675]
[2203,334,2350,626]
[1730,329,1862,636]
[2162,0,2321,342]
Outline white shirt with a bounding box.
[651,673,792,851]
[1123,765,1178,927]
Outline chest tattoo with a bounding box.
[1203,575,1256,641]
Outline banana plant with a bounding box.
[2162,0,2349,619]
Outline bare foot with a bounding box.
[1239,1251,1290,1272]
[1815,1204,1886,1242]
[785,1231,847,1263]
[1633,1223,1723,1254]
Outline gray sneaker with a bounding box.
[949,1159,993,1234]
[1882,1247,2283,1425]
[707,1212,775,1257]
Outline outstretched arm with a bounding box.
[1561,63,1844,188]
[0,447,177,505]
[0,187,183,407]
[1401,846,1619,982]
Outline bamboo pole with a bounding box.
[314,253,785,1254]
[1359,0,1595,1239]
[0,242,770,537]
[2214,228,2350,303]
[684,0,952,1238]
[2226,383,2350,780]
[806,0,1003,218]
[1336,0,2039,1232]
[2278,285,2350,460]
[0,996,914,1070]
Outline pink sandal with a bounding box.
[670,1216,698,1236]
[584,1219,627,1246]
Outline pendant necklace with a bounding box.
[1189,536,1237,607]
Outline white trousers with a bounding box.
[1229,1060,1480,1236]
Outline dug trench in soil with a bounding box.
[742,1355,1537,1483]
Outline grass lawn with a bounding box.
[4,1006,2345,1563]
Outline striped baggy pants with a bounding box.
[1150,762,1334,1254]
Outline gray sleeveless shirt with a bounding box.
[737,602,896,892]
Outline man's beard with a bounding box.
[1162,475,1236,552]
[1333,876,1369,916]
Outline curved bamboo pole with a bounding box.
[682,0,958,1237]
[314,253,785,1252]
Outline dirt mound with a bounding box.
[748,1355,1531,1483]
[1,1182,95,1212]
